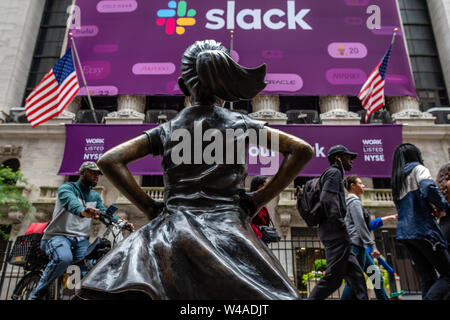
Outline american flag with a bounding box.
[25,49,80,127]
[358,45,392,123]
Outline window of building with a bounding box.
[398,0,449,110]
[142,175,164,187]
[279,96,319,113]
[22,0,73,105]
[372,177,391,189]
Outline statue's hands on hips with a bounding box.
[152,200,165,216]
[237,190,258,219]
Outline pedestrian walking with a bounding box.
[391,143,450,300]
[340,174,389,300]
[436,163,450,244]
[308,145,368,300]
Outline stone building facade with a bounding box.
[1,0,450,291]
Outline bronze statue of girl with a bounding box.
[77,40,314,300]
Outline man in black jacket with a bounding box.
[308,145,368,300]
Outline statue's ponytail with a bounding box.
[181,40,266,102]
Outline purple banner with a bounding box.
[71,0,416,96]
[58,124,402,177]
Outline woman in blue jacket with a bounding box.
[391,143,450,300]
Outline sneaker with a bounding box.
[27,289,48,300]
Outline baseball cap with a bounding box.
[328,145,358,160]
[78,161,102,174]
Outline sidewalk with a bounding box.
[400,294,421,300]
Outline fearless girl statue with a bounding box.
[77,40,314,300]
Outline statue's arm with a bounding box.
[97,134,160,220]
[251,127,314,211]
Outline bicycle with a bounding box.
[8,205,133,300]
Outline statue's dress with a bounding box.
[78,105,300,300]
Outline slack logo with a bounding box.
[205,1,312,30]
[157,1,197,35]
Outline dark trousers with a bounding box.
[403,239,450,300]
[308,239,368,300]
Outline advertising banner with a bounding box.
[71,0,416,96]
[58,124,402,177]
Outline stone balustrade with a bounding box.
[116,187,165,204]
[115,187,395,210]
[35,186,105,204]
[28,186,395,210]
[278,187,395,209]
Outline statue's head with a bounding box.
[178,39,266,106]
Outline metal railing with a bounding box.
[0,235,420,300]
[0,241,26,300]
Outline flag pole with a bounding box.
[229,29,234,110]
[391,27,398,45]
[380,27,398,117]
[69,33,98,123]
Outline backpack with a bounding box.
[296,177,324,227]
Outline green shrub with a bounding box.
[313,259,327,272]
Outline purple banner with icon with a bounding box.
[70,0,416,96]
[58,124,402,177]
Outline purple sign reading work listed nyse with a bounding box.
[70,0,416,96]
[58,124,402,178]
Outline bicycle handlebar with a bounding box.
[98,205,134,233]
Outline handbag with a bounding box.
[259,220,281,244]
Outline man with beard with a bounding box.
[28,161,121,300]
[308,145,368,300]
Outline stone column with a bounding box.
[248,95,287,125]
[319,95,360,125]
[426,0,450,98]
[0,0,46,121]
[387,96,435,125]
[104,95,146,124]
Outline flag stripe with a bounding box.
[25,49,80,127]
[28,76,78,122]
[25,80,59,116]
[27,75,75,120]
[358,44,392,123]
[32,85,79,127]
[25,71,53,102]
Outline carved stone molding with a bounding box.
[388,96,436,124]
[249,96,287,124]
[278,212,292,238]
[8,211,24,224]
[66,96,82,114]
[0,144,22,158]
[106,109,145,119]
[248,110,288,125]
[275,205,293,239]
[32,210,52,222]
[105,95,146,124]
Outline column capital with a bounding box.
[249,95,287,124]
[105,95,145,124]
[319,95,360,125]
[387,96,436,125]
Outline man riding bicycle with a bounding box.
[28,161,132,300]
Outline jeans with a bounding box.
[403,239,450,300]
[30,236,90,296]
[308,239,368,300]
[341,245,389,300]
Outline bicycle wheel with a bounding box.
[11,272,42,300]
